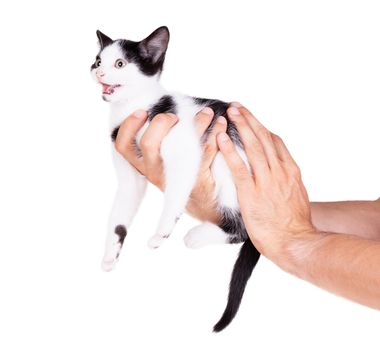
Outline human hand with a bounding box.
[217,104,317,267]
[114,108,228,224]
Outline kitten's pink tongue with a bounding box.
[102,84,112,94]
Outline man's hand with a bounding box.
[114,108,228,224]
[216,104,317,266]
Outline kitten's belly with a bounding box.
[211,148,249,211]
[211,152,239,210]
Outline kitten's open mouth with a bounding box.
[101,83,122,95]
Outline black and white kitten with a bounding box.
[91,26,261,332]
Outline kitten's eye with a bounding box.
[95,58,101,67]
[115,59,127,69]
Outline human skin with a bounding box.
[115,105,380,309]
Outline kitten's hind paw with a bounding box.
[147,234,169,249]
[184,223,228,249]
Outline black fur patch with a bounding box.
[91,29,113,70]
[90,55,100,70]
[193,97,229,116]
[192,97,242,147]
[111,126,119,142]
[97,30,113,49]
[218,208,248,243]
[115,225,127,245]
[148,95,177,121]
[118,39,166,76]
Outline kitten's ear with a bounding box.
[96,30,113,49]
[139,26,170,63]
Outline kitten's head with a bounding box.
[91,26,170,102]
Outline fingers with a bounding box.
[227,106,271,180]
[140,113,178,177]
[271,134,295,164]
[201,116,228,171]
[194,107,214,137]
[236,106,281,170]
[216,132,254,189]
[115,109,148,173]
[232,104,300,181]
[272,134,301,177]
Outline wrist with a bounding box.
[273,228,326,278]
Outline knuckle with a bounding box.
[244,136,258,150]
[140,137,154,151]
[234,164,249,180]
[115,139,126,154]
[245,140,265,158]
[272,133,282,143]
[257,126,271,139]
[255,145,267,157]
[115,142,124,154]
[290,163,301,178]
[116,140,135,159]
[121,116,136,130]
[240,106,252,116]
[254,151,267,164]
[203,141,215,155]
[294,165,302,177]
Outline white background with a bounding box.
[1,0,379,349]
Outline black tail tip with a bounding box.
[213,319,229,333]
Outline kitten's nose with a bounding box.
[96,70,105,78]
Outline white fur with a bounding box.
[212,147,250,210]
[93,41,246,270]
[147,94,203,248]
[101,150,147,271]
[184,223,228,249]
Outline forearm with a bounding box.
[283,231,380,309]
[310,199,380,239]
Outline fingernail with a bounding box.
[134,109,146,118]
[202,107,214,116]
[217,116,227,124]
[228,107,240,116]
[230,102,242,107]
[218,132,229,142]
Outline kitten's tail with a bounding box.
[213,239,261,332]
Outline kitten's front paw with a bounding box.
[101,258,117,272]
[147,234,168,249]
